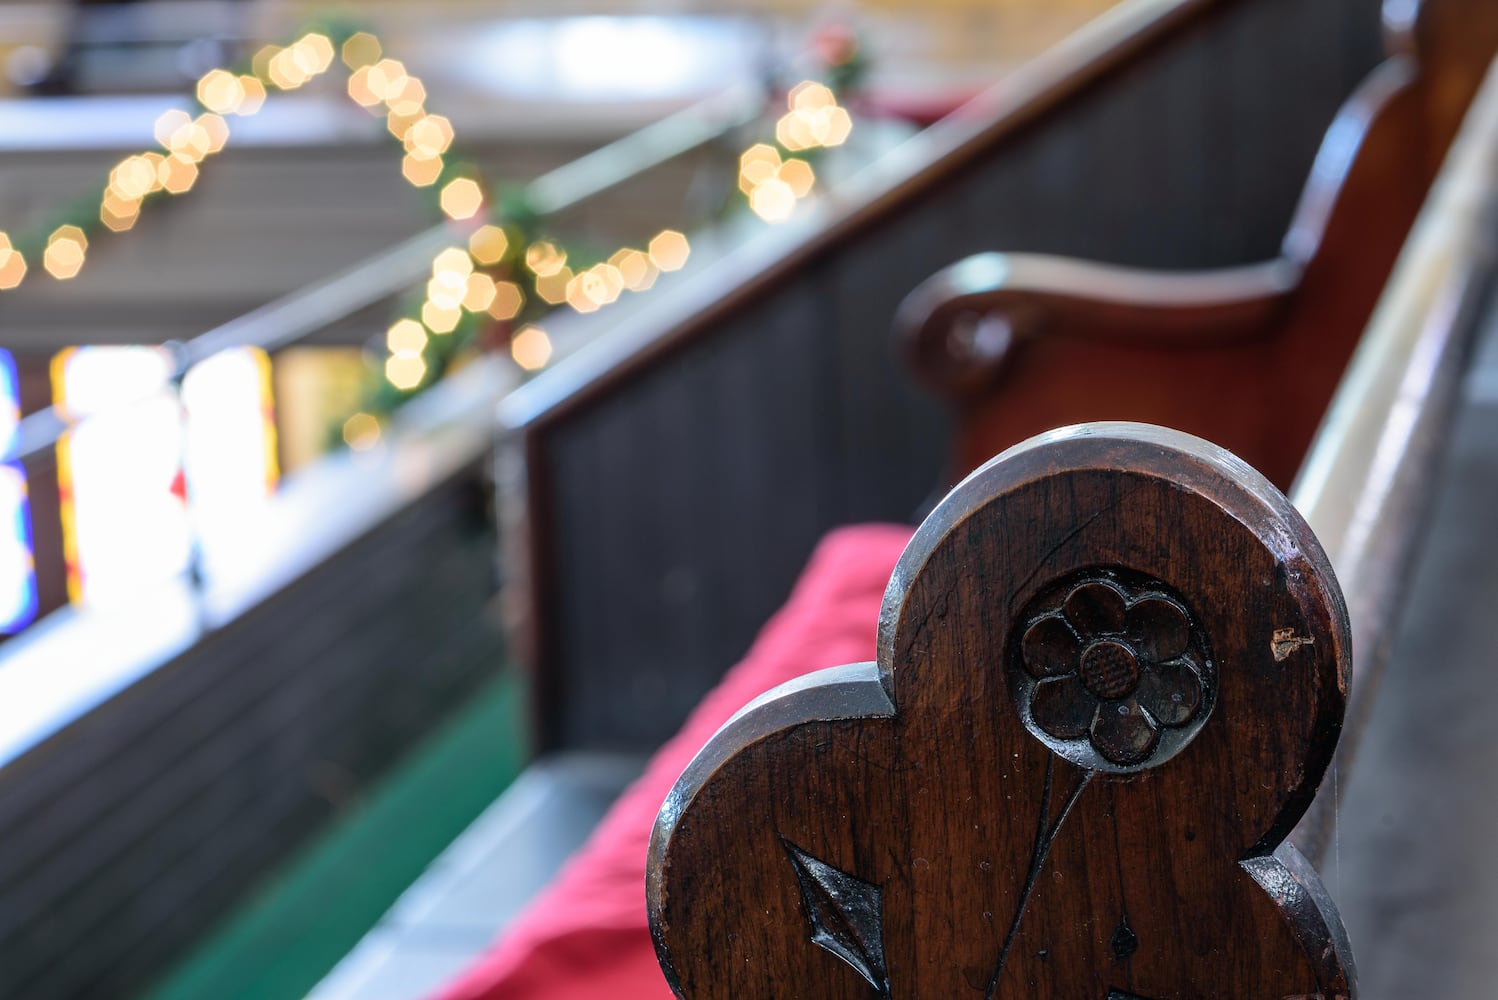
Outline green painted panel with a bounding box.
[145,671,529,1000]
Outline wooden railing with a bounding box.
[1288,54,1498,864]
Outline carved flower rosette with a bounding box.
[1009,569,1216,774]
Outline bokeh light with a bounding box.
[347,67,380,107]
[401,153,444,187]
[534,266,573,305]
[44,226,88,280]
[565,275,600,314]
[366,59,410,102]
[749,177,797,223]
[251,44,280,81]
[647,230,690,272]
[385,353,426,390]
[462,273,497,312]
[197,113,230,155]
[487,281,524,320]
[153,109,192,149]
[426,275,464,310]
[341,32,382,70]
[609,248,657,291]
[421,301,461,334]
[432,246,474,278]
[790,81,836,111]
[525,241,567,278]
[778,158,815,197]
[157,154,199,194]
[775,80,853,151]
[738,143,781,195]
[469,225,509,265]
[0,235,26,290]
[405,114,454,159]
[237,76,267,115]
[386,319,427,354]
[510,326,553,371]
[197,69,245,115]
[342,411,382,450]
[109,155,159,200]
[385,76,426,117]
[440,178,484,220]
[100,195,141,232]
[294,34,336,75]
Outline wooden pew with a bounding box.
[895,0,1497,490]
[503,0,1398,756]
[647,31,1498,1000]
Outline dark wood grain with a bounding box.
[650,424,1353,998]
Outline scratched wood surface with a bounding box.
[649,424,1352,998]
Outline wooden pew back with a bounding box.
[897,0,1498,488]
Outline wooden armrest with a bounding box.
[895,252,1301,398]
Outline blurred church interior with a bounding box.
[1,0,1496,997]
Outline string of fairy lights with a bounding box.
[0,22,858,453]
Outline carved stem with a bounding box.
[986,760,1094,999]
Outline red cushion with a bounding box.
[431,523,914,1000]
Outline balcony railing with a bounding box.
[0,83,766,762]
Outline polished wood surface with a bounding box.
[897,0,1497,490]
[650,425,1353,998]
[1288,52,1498,864]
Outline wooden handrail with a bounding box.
[1288,54,1498,865]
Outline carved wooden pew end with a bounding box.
[649,422,1354,999]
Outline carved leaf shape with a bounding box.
[783,839,890,997]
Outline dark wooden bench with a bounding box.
[646,20,1498,1000]
[894,0,1497,491]
[502,0,1413,757]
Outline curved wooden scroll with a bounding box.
[649,423,1353,999]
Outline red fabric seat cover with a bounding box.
[432,524,913,1000]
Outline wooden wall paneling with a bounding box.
[823,207,956,523]
[545,279,841,751]
[0,503,424,893]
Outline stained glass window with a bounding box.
[0,350,37,633]
[53,346,278,607]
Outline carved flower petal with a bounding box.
[1090,696,1159,766]
[1021,615,1082,679]
[1136,660,1203,727]
[1030,676,1096,739]
[1063,581,1127,634]
[1127,596,1191,661]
